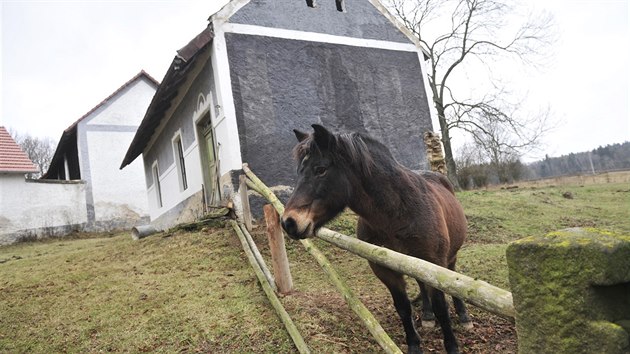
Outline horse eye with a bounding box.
[314,166,327,176]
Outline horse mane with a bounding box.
[293,131,398,177]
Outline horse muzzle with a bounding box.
[280,212,314,240]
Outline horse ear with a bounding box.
[312,124,335,150]
[293,129,309,142]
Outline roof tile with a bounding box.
[0,126,39,173]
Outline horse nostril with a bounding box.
[281,217,297,235]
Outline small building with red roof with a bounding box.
[1,71,158,244]
[1,126,87,244]
[0,126,39,175]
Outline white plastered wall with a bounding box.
[82,79,156,226]
[145,94,209,222]
[0,174,87,244]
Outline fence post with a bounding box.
[507,228,630,353]
[239,174,253,231]
[263,204,293,294]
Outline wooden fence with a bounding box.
[239,164,630,354]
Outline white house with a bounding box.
[0,126,87,245]
[44,71,159,231]
[120,0,434,230]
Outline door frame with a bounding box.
[193,93,221,208]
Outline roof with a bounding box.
[45,70,160,178]
[64,70,160,135]
[120,25,214,169]
[0,126,39,173]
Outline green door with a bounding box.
[201,118,220,206]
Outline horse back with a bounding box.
[418,171,467,260]
[419,171,455,195]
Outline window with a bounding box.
[173,135,188,191]
[152,162,162,208]
[335,0,344,12]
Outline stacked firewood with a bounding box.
[423,131,446,175]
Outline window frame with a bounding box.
[172,131,188,192]
[152,160,163,208]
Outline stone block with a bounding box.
[507,228,630,353]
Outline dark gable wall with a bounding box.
[226,35,431,186]
[143,58,215,188]
[228,0,410,44]
[227,0,432,187]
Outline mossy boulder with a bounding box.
[507,228,630,353]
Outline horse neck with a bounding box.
[346,161,418,224]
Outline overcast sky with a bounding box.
[1,0,628,162]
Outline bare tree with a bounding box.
[9,129,56,179]
[386,0,555,188]
[467,103,552,162]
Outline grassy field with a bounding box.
[1,179,628,353]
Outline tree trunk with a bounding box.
[435,104,461,190]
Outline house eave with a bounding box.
[120,25,215,170]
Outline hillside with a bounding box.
[1,180,628,353]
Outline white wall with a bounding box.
[81,78,156,228]
[88,80,157,127]
[0,174,87,245]
[211,27,243,176]
[86,130,147,223]
[147,139,204,221]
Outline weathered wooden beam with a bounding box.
[229,221,310,354]
[317,228,516,318]
[238,223,276,293]
[264,204,293,294]
[299,238,402,354]
[243,164,402,354]
[243,164,285,214]
[239,175,253,231]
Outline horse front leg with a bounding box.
[369,262,422,354]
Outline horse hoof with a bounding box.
[421,320,435,328]
[461,321,474,330]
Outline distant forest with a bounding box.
[456,141,630,189]
[527,141,630,179]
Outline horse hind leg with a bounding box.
[449,260,473,329]
[412,280,436,328]
[429,287,460,354]
[369,262,422,354]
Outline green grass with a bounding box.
[459,183,630,244]
[1,181,628,353]
[0,229,294,353]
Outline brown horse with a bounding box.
[281,125,470,354]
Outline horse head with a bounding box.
[281,124,351,239]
